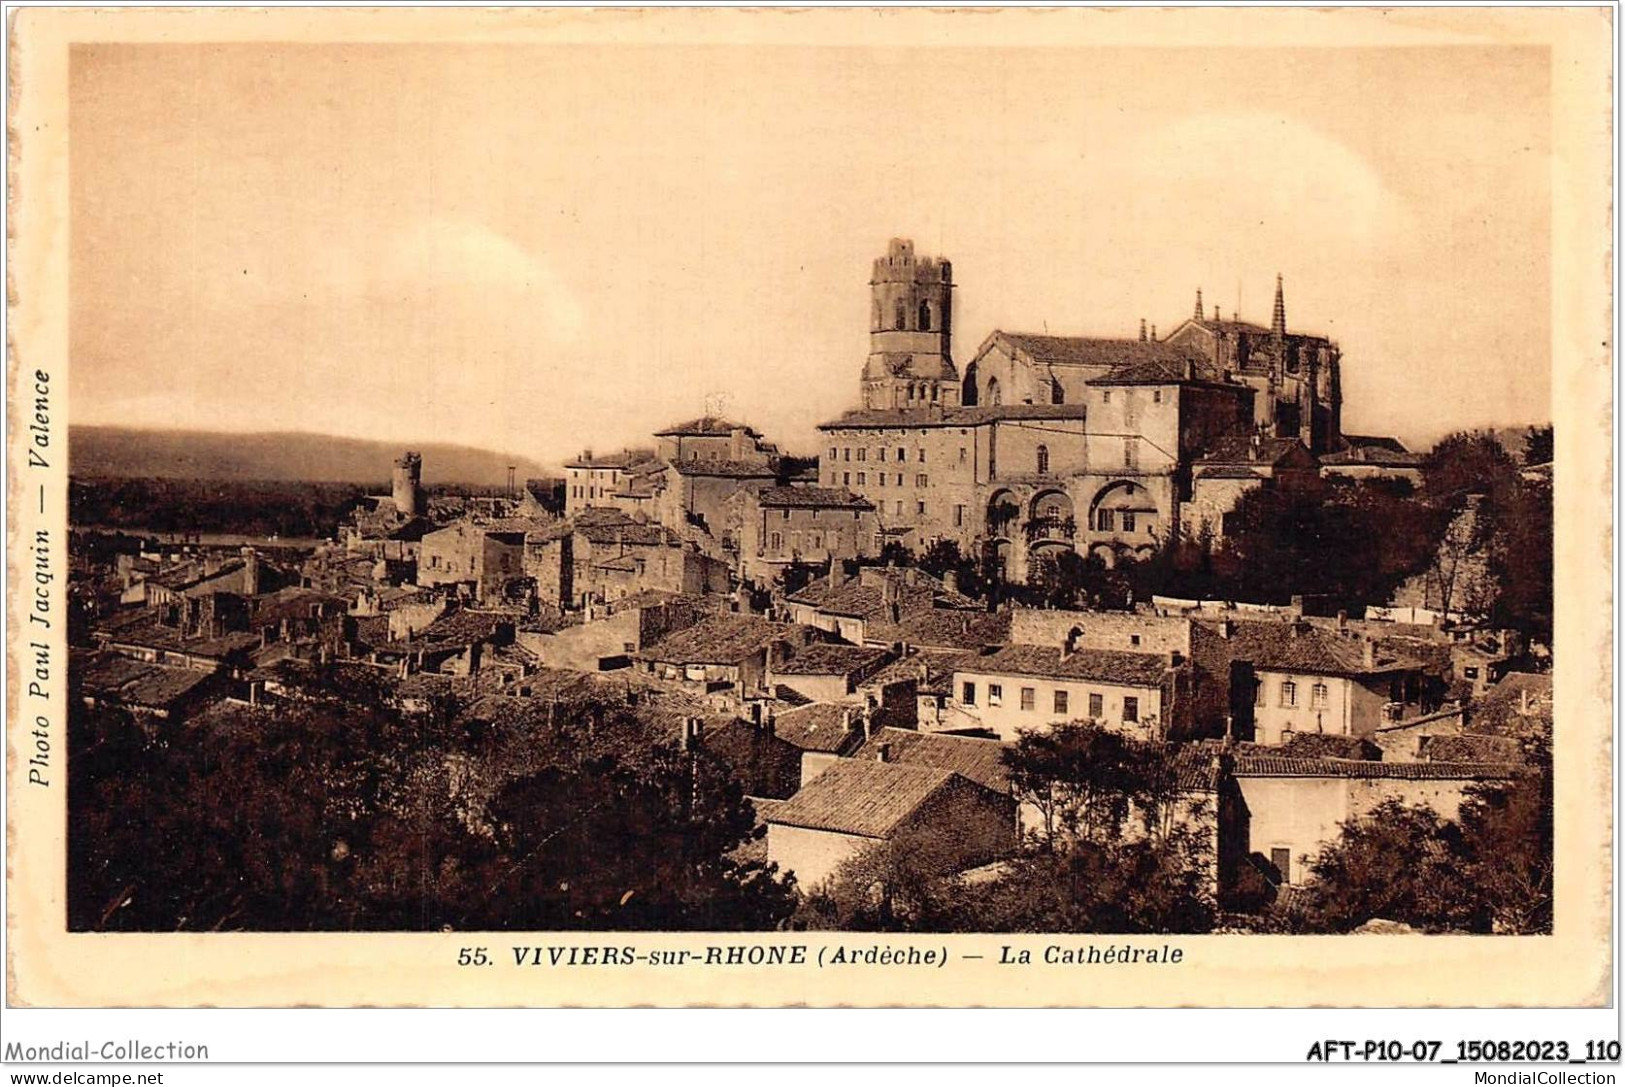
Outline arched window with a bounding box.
[919,300,932,331]
[894,299,907,330]
[1051,379,1065,405]
[1036,444,1050,475]
[986,377,1002,405]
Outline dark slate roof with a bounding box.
[253,588,346,625]
[852,727,1011,793]
[671,458,779,479]
[1233,757,1517,780]
[1320,446,1426,468]
[1086,359,1235,387]
[754,486,874,511]
[961,644,1172,686]
[1342,434,1412,454]
[867,607,1013,652]
[565,449,658,470]
[1420,734,1526,763]
[1467,672,1553,737]
[1193,619,1424,678]
[862,649,980,696]
[774,643,893,677]
[818,404,1090,431]
[1195,466,1266,481]
[576,523,684,547]
[655,416,761,438]
[636,614,792,666]
[766,759,959,837]
[1198,435,1312,467]
[993,332,1203,370]
[414,610,513,649]
[770,701,868,754]
[95,615,261,659]
[785,569,978,622]
[77,653,216,708]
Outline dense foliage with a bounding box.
[69,477,372,539]
[1289,753,1552,934]
[68,669,796,932]
[794,723,1218,934]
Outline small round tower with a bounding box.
[392,451,423,518]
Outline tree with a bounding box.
[1422,431,1520,511]
[1293,761,1552,934]
[792,826,968,931]
[1522,425,1554,467]
[473,740,796,931]
[1488,476,1554,645]
[936,828,1216,934]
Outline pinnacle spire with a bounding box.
[1271,273,1286,338]
[1194,287,1204,321]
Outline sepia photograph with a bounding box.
[6,6,1611,1017]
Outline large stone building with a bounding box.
[819,240,1350,579]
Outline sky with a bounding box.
[69,40,1551,468]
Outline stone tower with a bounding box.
[861,238,961,410]
[392,451,423,518]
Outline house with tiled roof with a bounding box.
[1466,671,1552,741]
[767,642,895,703]
[1191,617,1430,746]
[764,755,1018,889]
[634,613,822,696]
[781,565,982,646]
[731,486,879,585]
[949,642,1193,741]
[74,648,223,721]
[1184,434,1322,539]
[1319,438,1426,484]
[1231,755,1518,887]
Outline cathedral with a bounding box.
[818,238,1349,579]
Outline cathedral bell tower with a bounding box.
[861,238,961,411]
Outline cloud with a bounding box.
[326,217,587,344]
[1097,113,1421,266]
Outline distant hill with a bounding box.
[71,426,557,487]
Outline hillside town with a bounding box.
[67,239,1554,934]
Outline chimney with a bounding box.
[729,427,750,460]
[750,701,763,725]
[942,568,959,595]
[1249,434,1260,461]
[1167,650,1184,668]
[1519,688,1531,715]
[681,716,704,751]
[875,742,892,764]
[1362,639,1377,669]
[841,707,857,733]
[240,547,260,596]
[1214,304,1221,322]
[583,447,594,463]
